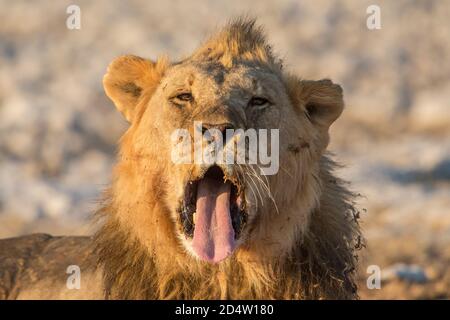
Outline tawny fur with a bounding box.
[0,18,363,300]
[94,18,363,299]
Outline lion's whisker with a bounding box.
[238,163,261,211]
[244,169,265,207]
[246,165,280,215]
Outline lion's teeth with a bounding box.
[193,212,197,224]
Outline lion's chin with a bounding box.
[177,165,247,263]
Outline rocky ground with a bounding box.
[0,0,449,299]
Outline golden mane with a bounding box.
[190,18,279,69]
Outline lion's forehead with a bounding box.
[161,61,284,100]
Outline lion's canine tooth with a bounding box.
[193,212,197,224]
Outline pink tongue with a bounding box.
[192,177,236,263]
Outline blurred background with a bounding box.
[0,0,449,299]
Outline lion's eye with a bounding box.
[249,96,270,107]
[174,93,193,102]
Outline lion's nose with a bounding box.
[201,123,235,142]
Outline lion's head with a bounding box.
[96,18,361,299]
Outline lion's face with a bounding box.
[103,29,344,264]
[144,61,297,262]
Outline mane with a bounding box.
[190,17,281,70]
[93,154,363,299]
[93,18,363,299]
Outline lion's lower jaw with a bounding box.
[95,216,358,300]
[94,156,361,300]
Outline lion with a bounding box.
[0,18,362,300]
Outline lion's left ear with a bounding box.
[288,78,344,148]
[103,55,168,123]
[299,79,344,130]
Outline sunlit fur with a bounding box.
[96,18,363,300]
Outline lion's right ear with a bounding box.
[103,55,168,122]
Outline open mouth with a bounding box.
[179,165,247,263]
